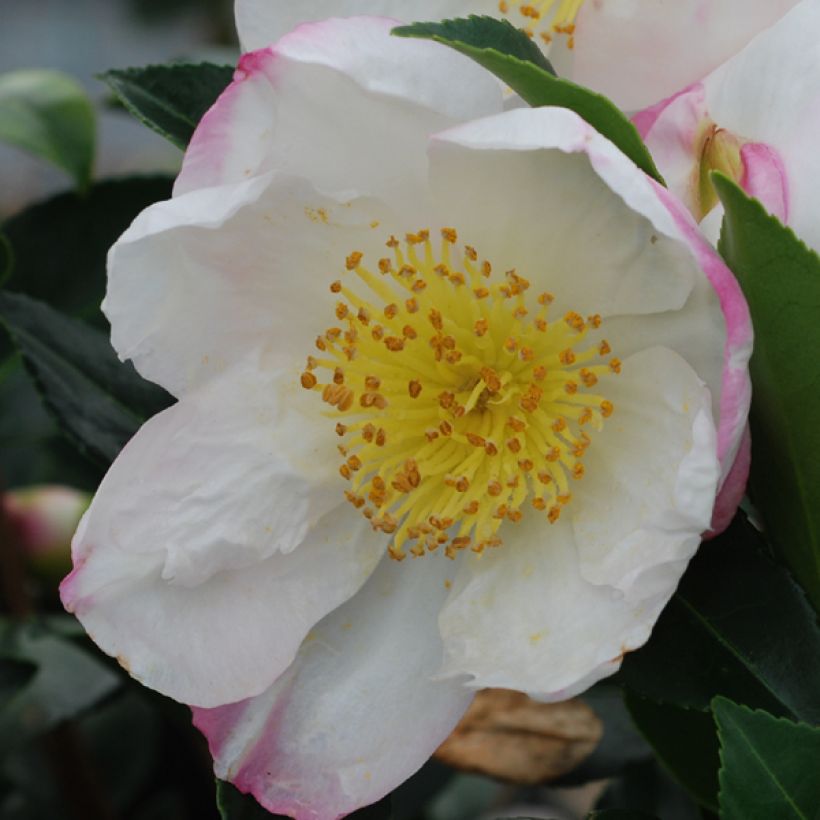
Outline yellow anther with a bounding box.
[307,228,617,563]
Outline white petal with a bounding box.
[106,171,401,397]
[574,0,800,111]
[571,347,719,593]
[61,364,384,707]
[193,553,472,820]
[177,16,503,201]
[234,0,497,52]
[703,0,820,252]
[428,106,697,319]
[438,346,719,699]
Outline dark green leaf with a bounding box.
[0,620,120,752]
[0,659,37,701]
[395,16,554,73]
[101,63,234,149]
[715,173,820,612]
[0,355,102,489]
[393,17,662,183]
[0,69,95,190]
[594,758,700,820]
[0,292,173,466]
[714,697,820,820]
[617,515,820,723]
[2,176,173,326]
[625,695,719,811]
[587,811,659,820]
[0,233,12,286]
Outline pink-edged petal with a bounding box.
[194,553,472,820]
[708,424,751,537]
[234,0,497,52]
[428,107,700,320]
[703,0,820,250]
[61,363,384,707]
[650,182,752,514]
[632,83,710,218]
[574,0,801,112]
[106,171,401,398]
[176,16,502,200]
[438,346,719,699]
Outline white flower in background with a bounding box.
[234,0,800,110]
[62,17,751,820]
[636,0,820,248]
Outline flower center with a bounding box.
[498,0,585,47]
[301,228,620,561]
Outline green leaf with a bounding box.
[593,757,700,820]
[587,812,659,820]
[0,292,173,467]
[0,69,95,190]
[0,355,102,489]
[714,173,820,612]
[393,16,662,183]
[625,695,720,812]
[2,176,173,325]
[395,15,555,73]
[713,697,820,819]
[617,515,820,723]
[101,63,234,149]
[0,620,120,752]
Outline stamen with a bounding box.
[498,0,586,48]
[302,228,620,562]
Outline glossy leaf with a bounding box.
[0,620,120,752]
[592,758,700,820]
[101,63,234,149]
[714,697,820,819]
[2,176,172,325]
[617,515,820,723]
[625,695,720,812]
[0,292,173,466]
[715,173,820,611]
[393,16,662,183]
[0,69,95,190]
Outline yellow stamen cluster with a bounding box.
[498,0,585,47]
[301,228,620,561]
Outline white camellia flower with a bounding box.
[62,17,752,820]
[234,0,800,110]
[636,0,820,248]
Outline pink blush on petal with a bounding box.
[740,142,790,224]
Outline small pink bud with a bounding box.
[3,485,90,575]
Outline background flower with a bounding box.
[636,0,820,249]
[233,0,801,110]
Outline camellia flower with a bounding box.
[234,0,800,110]
[636,0,820,248]
[62,17,751,820]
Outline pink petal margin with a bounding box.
[652,181,753,534]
